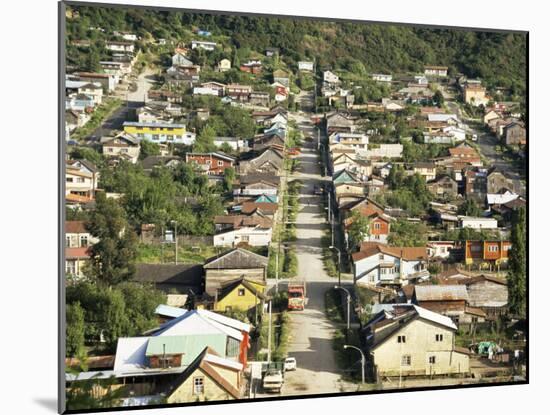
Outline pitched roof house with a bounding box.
[352,242,428,286]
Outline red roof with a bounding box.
[66,247,92,259]
[66,221,87,234]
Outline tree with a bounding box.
[86,192,138,286]
[348,211,370,250]
[458,198,482,217]
[139,139,161,160]
[388,220,428,247]
[223,167,236,192]
[193,125,217,152]
[507,206,526,317]
[433,90,444,108]
[66,302,86,357]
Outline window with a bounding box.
[66,177,74,183]
[206,160,212,165]
[379,253,384,260]
[66,260,76,275]
[397,335,406,344]
[66,236,71,247]
[238,288,246,296]
[152,135,159,141]
[77,177,85,183]
[218,160,224,166]
[108,148,114,152]
[401,355,411,366]
[435,334,443,342]
[429,356,436,364]
[374,222,381,230]
[80,235,88,247]
[193,377,204,395]
[241,235,249,242]
[122,148,128,153]
[488,245,499,252]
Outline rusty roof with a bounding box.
[414,285,469,302]
[352,242,427,262]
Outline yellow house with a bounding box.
[167,347,242,403]
[214,278,267,312]
[367,304,470,378]
[122,121,192,144]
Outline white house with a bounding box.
[360,144,403,159]
[442,126,466,142]
[323,70,340,85]
[298,61,314,72]
[214,137,248,152]
[191,40,217,51]
[424,66,448,77]
[427,241,455,259]
[458,216,498,230]
[172,53,193,67]
[372,74,393,82]
[214,227,273,247]
[352,243,429,286]
[329,132,369,149]
[193,87,220,97]
[428,113,459,124]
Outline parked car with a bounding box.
[313,185,324,195]
[262,369,284,393]
[284,357,297,371]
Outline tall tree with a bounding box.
[86,192,138,286]
[66,302,86,357]
[348,211,370,250]
[507,206,526,317]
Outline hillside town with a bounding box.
[63,5,527,410]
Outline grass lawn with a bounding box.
[135,243,219,264]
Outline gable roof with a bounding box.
[204,248,268,270]
[133,264,203,293]
[66,220,87,233]
[352,242,427,262]
[218,278,267,301]
[166,347,241,400]
[367,304,457,350]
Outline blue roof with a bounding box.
[155,304,187,318]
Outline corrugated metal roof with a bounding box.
[415,285,469,302]
[145,334,226,362]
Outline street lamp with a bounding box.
[343,344,366,384]
[170,220,178,265]
[334,285,351,333]
[329,245,341,287]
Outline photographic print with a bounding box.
[60,1,528,412]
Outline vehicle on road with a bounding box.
[288,282,307,311]
[472,133,478,141]
[288,148,301,156]
[262,369,284,393]
[284,357,297,371]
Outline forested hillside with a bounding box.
[67,5,527,96]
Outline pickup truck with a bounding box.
[262,369,284,393]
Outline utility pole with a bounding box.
[275,247,279,294]
[344,345,366,384]
[171,220,178,265]
[267,300,272,363]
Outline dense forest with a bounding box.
[66,5,527,97]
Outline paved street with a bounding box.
[276,96,356,396]
[86,67,157,141]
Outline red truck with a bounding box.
[287,282,307,311]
